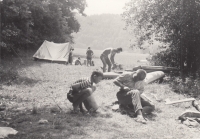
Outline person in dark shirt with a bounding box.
[100,47,122,72]
[68,48,74,65]
[75,57,82,66]
[67,70,103,113]
[86,47,94,66]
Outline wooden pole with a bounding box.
[165,98,195,105]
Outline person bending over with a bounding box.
[100,47,122,72]
[113,69,155,124]
[67,70,103,113]
[75,57,82,66]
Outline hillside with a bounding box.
[72,14,139,52]
[72,14,163,54]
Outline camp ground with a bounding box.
[1,0,200,139]
[1,49,200,138]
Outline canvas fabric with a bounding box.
[33,40,71,62]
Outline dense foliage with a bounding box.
[122,0,200,75]
[0,0,86,58]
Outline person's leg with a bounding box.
[68,57,72,65]
[141,97,155,115]
[90,58,92,66]
[117,90,146,123]
[105,57,112,72]
[89,58,92,66]
[100,55,107,72]
[73,88,93,111]
[129,90,143,113]
[129,90,147,124]
[116,90,132,105]
[79,103,87,113]
[87,57,89,66]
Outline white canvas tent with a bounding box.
[33,40,72,62]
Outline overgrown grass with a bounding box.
[0,50,200,139]
[164,75,200,98]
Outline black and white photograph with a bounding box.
[0,0,200,138]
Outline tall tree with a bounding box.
[0,0,86,58]
[122,0,200,75]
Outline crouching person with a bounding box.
[113,69,155,124]
[67,70,103,113]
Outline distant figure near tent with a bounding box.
[33,40,72,63]
[100,47,122,72]
[75,57,82,66]
[68,48,74,65]
[86,47,94,66]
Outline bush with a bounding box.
[164,75,200,97]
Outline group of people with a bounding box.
[68,47,94,66]
[68,47,124,71]
[67,68,155,124]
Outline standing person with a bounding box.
[86,47,94,66]
[67,70,104,113]
[113,69,155,124]
[100,47,122,72]
[68,48,74,65]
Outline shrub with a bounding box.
[164,75,200,97]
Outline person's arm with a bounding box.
[113,80,126,89]
[113,80,130,91]
[113,74,130,91]
[71,79,90,90]
[71,82,81,91]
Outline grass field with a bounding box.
[0,49,200,139]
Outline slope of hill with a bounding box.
[72,14,139,52]
[72,14,165,54]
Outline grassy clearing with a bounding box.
[0,50,200,139]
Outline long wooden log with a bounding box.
[165,98,195,105]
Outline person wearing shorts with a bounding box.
[86,47,94,66]
[100,47,122,72]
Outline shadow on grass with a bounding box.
[0,70,40,87]
[0,105,115,139]
[107,101,158,121]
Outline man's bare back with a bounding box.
[101,48,113,57]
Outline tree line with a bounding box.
[0,0,86,58]
[122,0,200,76]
